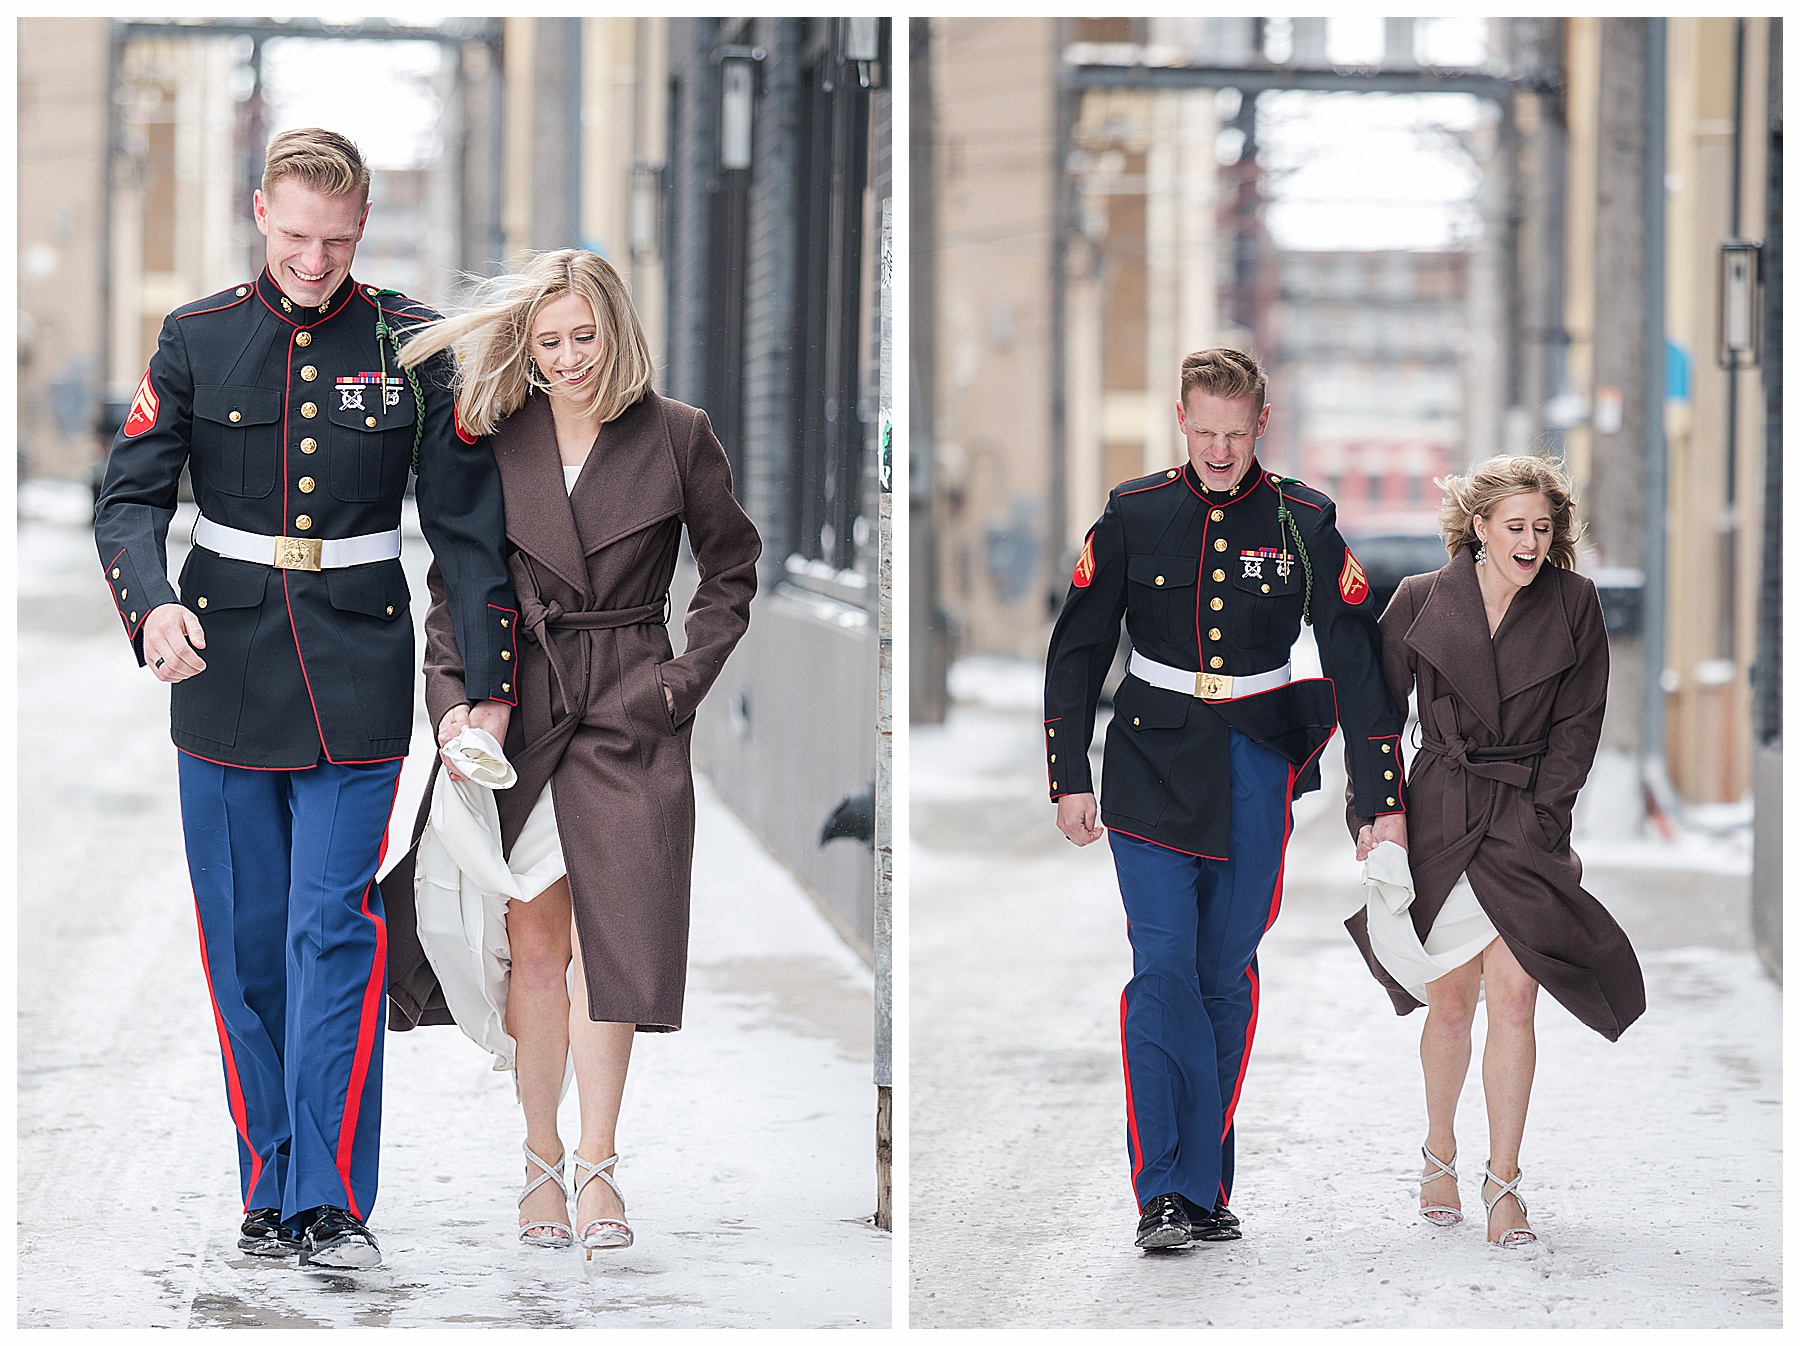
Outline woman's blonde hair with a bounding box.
[1436,453,1584,570]
[398,249,654,435]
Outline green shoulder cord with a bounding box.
[1269,474,1315,626]
[371,289,428,476]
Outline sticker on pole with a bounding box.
[1072,534,1096,589]
[122,370,159,438]
[1339,548,1369,605]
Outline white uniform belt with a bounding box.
[1129,650,1291,701]
[194,515,401,572]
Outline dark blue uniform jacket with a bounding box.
[1045,459,1407,858]
[94,269,517,769]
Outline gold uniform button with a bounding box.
[501,650,512,661]
[120,588,127,599]
[1387,797,1397,807]
[365,416,377,428]
[502,682,511,693]
[1209,656,1223,669]
[1211,510,1224,522]
[365,285,378,295]
[298,477,316,493]
[197,597,208,609]
[1208,627,1221,641]
[1050,754,1056,763]
[1132,718,1140,726]
[301,402,318,418]
[1382,743,1392,753]
[1262,583,1271,593]
[1211,597,1223,611]
[1048,728,1055,738]
[111,568,121,579]
[294,515,312,531]
[1214,538,1228,551]
[500,617,511,628]
[301,365,317,381]
[386,605,395,616]
[129,612,138,621]
[1212,568,1225,582]
[228,410,242,423]
[295,330,312,347]
[235,286,248,297]
[1166,470,1178,478]
[1384,770,1395,780]
[300,437,318,454]
[1155,576,1165,586]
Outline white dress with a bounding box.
[1361,841,1501,1002]
[409,464,580,1073]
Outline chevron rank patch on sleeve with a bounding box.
[1339,548,1369,604]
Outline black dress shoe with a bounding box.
[238,1207,303,1257]
[299,1206,382,1269]
[1194,1198,1241,1241]
[1135,1193,1193,1249]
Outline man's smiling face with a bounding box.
[253,177,369,307]
[1177,389,1269,493]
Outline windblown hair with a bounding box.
[262,127,371,205]
[397,249,655,435]
[1437,453,1584,570]
[1179,347,1267,409]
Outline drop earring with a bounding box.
[1474,539,1488,564]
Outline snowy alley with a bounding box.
[17,495,889,1329]
[910,657,1780,1329]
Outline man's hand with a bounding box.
[143,603,207,682]
[467,699,512,747]
[1056,792,1105,847]
[437,704,471,781]
[1357,812,1409,860]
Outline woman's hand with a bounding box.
[437,704,471,781]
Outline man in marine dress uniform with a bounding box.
[94,128,518,1269]
[1045,348,1408,1250]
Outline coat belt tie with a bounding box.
[1418,730,1548,856]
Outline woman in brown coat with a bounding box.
[388,250,760,1256]
[1347,454,1644,1248]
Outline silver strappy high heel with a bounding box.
[518,1142,574,1248]
[571,1152,633,1256]
[1417,1144,1463,1227]
[1482,1162,1538,1247]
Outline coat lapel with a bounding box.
[492,392,591,600]
[569,394,684,554]
[1493,566,1578,701]
[1405,549,1502,735]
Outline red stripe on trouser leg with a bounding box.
[192,898,263,1208]
[1219,766,1296,1147]
[331,771,401,1219]
[1120,984,1148,1208]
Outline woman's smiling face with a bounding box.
[529,290,603,401]
[1475,490,1554,590]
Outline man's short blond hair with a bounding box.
[1179,347,1267,409]
[261,128,371,205]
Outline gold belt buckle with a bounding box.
[1195,671,1232,700]
[273,536,323,571]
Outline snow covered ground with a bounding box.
[910,660,1780,1329]
[17,507,889,1328]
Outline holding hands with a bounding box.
[1356,812,1409,862]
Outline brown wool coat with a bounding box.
[1345,547,1646,1041]
[383,390,760,1033]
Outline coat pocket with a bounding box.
[326,380,417,501]
[192,384,280,498]
[1101,675,1190,825]
[1128,554,1199,647]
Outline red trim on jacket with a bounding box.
[487,604,520,705]
[1104,826,1228,863]
[172,288,254,322]
[102,548,150,638]
[1117,470,1183,498]
[1120,979,1148,1209]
